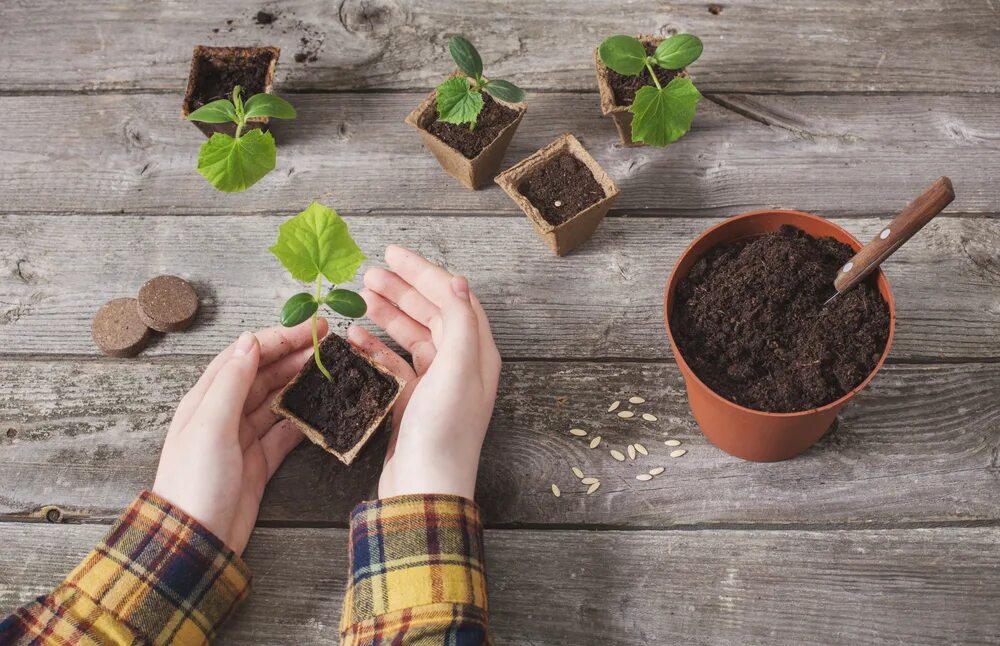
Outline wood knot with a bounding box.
[5,427,16,438]
[42,506,63,523]
[338,0,399,35]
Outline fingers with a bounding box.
[384,244,456,307]
[255,318,329,367]
[259,419,305,481]
[361,288,437,370]
[187,332,260,438]
[364,267,439,330]
[437,276,480,367]
[347,325,418,382]
[243,345,314,414]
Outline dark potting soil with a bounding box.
[191,51,273,109]
[518,153,606,226]
[606,42,681,106]
[281,334,399,453]
[254,10,277,25]
[425,92,519,159]
[670,225,890,413]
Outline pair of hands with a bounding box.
[153,246,501,554]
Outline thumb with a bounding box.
[438,276,480,366]
[189,332,260,435]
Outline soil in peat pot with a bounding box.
[518,153,607,226]
[191,50,274,109]
[281,335,400,453]
[426,92,519,159]
[607,42,682,107]
[670,225,890,413]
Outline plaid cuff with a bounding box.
[2,490,251,645]
[341,494,489,645]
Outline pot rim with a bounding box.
[662,208,897,419]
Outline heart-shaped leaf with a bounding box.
[196,129,276,192]
[598,35,647,76]
[280,292,318,327]
[436,76,484,126]
[449,35,483,79]
[187,99,238,124]
[653,34,704,70]
[628,77,702,147]
[269,202,367,284]
[325,288,367,318]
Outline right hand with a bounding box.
[348,245,502,500]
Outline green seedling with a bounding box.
[598,34,704,146]
[187,85,297,192]
[435,35,526,130]
[270,202,367,380]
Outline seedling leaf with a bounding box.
[598,35,647,76]
[653,34,703,70]
[628,77,702,147]
[187,99,239,124]
[196,129,276,192]
[244,93,298,120]
[269,202,366,284]
[325,288,367,318]
[436,76,484,126]
[449,36,483,79]
[484,79,526,103]
[281,292,319,326]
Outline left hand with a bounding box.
[152,319,326,554]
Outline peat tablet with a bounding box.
[92,297,152,358]
[137,275,199,332]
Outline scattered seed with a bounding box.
[610,449,625,461]
[634,443,648,456]
[617,411,635,419]
[627,444,637,460]
[607,400,621,412]
[554,200,563,207]
[670,449,687,458]
[629,396,645,404]
[642,413,658,422]
[586,481,601,495]
[635,473,653,481]
[571,467,584,479]
[589,436,602,449]
[569,428,587,437]
[665,439,681,447]
[581,477,599,485]
[551,484,561,497]
[648,467,665,476]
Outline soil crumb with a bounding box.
[606,41,681,106]
[519,154,606,225]
[255,10,277,25]
[425,92,519,159]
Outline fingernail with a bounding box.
[233,331,256,357]
[451,276,470,300]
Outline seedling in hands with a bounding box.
[436,36,526,130]
[187,85,296,192]
[598,34,704,146]
[270,203,367,381]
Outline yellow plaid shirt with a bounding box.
[1,491,489,645]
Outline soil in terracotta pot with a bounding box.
[518,153,606,226]
[671,225,890,413]
[191,51,273,109]
[425,93,519,159]
[607,42,681,106]
[281,334,400,452]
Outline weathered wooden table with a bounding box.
[2,1,999,643]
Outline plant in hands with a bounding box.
[187,85,297,192]
[349,245,502,500]
[436,36,526,130]
[270,202,368,381]
[598,34,704,146]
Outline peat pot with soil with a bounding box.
[405,36,527,189]
[664,178,954,461]
[183,45,280,138]
[268,203,404,465]
[495,133,620,256]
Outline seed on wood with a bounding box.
[629,396,645,404]
[551,484,561,497]
[665,439,681,447]
[617,411,635,419]
[634,443,648,456]
[610,449,625,461]
[608,401,621,412]
[635,474,653,481]
[587,481,601,495]
[581,477,599,485]
[642,413,658,422]
[589,436,602,449]
[627,444,637,460]
[572,467,584,479]
[670,449,687,458]
[649,467,665,476]
[569,428,587,436]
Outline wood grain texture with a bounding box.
[2,522,998,645]
[0,93,998,216]
[2,359,997,526]
[1,0,998,94]
[2,214,997,361]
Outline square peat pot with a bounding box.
[404,80,526,190]
[182,45,280,138]
[495,133,620,256]
[272,333,405,465]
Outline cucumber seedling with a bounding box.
[598,34,704,146]
[270,202,367,380]
[187,85,297,192]
[436,36,526,130]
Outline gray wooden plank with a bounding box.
[1,1,998,94]
[0,93,997,216]
[1,214,997,362]
[2,359,997,527]
[1,523,998,645]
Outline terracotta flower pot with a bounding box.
[495,133,620,256]
[404,79,526,190]
[182,45,280,138]
[663,210,896,462]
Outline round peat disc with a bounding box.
[137,275,199,332]
[91,297,152,358]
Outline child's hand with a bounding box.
[152,320,326,554]
[351,245,501,500]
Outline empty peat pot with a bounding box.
[182,45,280,138]
[663,210,896,462]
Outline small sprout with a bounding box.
[597,34,704,147]
[187,86,297,192]
[270,203,367,380]
[435,36,526,131]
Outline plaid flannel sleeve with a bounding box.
[341,494,490,645]
[1,490,251,645]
